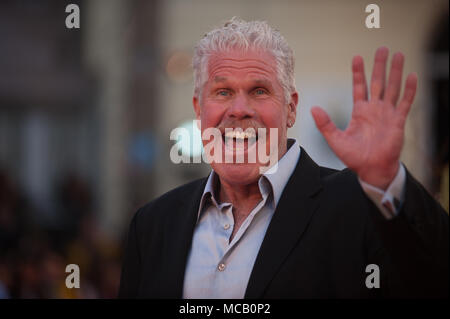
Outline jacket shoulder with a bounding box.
[318,165,365,196]
[319,165,356,182]
[134,177,207,223]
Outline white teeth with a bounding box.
[224,130,257,139]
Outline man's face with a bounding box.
[193,49,297,186]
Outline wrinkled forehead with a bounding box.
[204,49,279,85]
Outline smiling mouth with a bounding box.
[222,130,259,152]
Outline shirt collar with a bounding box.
[198,138,301,219]
[263,138,301,206]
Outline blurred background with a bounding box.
[0,0,448,298]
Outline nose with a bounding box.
[225,93,255,120]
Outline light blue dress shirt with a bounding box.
[182,139,406,298]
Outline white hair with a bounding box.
[193,17,296,103]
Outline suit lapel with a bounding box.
[160,177,207,298]
[245,148,323,298]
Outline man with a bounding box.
[119,18,448,298]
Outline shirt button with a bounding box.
[218,263,226,271]
[223,224,230,230]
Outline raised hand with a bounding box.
[311,47,417,190]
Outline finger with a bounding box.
[352,55,368,104]
[311,106,340,145]
[384,52,404,106]
[370,46,389,101]
[397,72,418,117]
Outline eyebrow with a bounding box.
[213,76,228,83]
[252,79,272,88]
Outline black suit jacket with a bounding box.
[119,148,448,298]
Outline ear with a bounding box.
[287,91,299,127]
[193,96,201,129]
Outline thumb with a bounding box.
[310,106,339,142]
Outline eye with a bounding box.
[216,89,231,97]
[253,88,268,95]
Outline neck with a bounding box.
[218,178,262,215]
[215,140,291,215]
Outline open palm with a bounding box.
[311,47,417,189]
